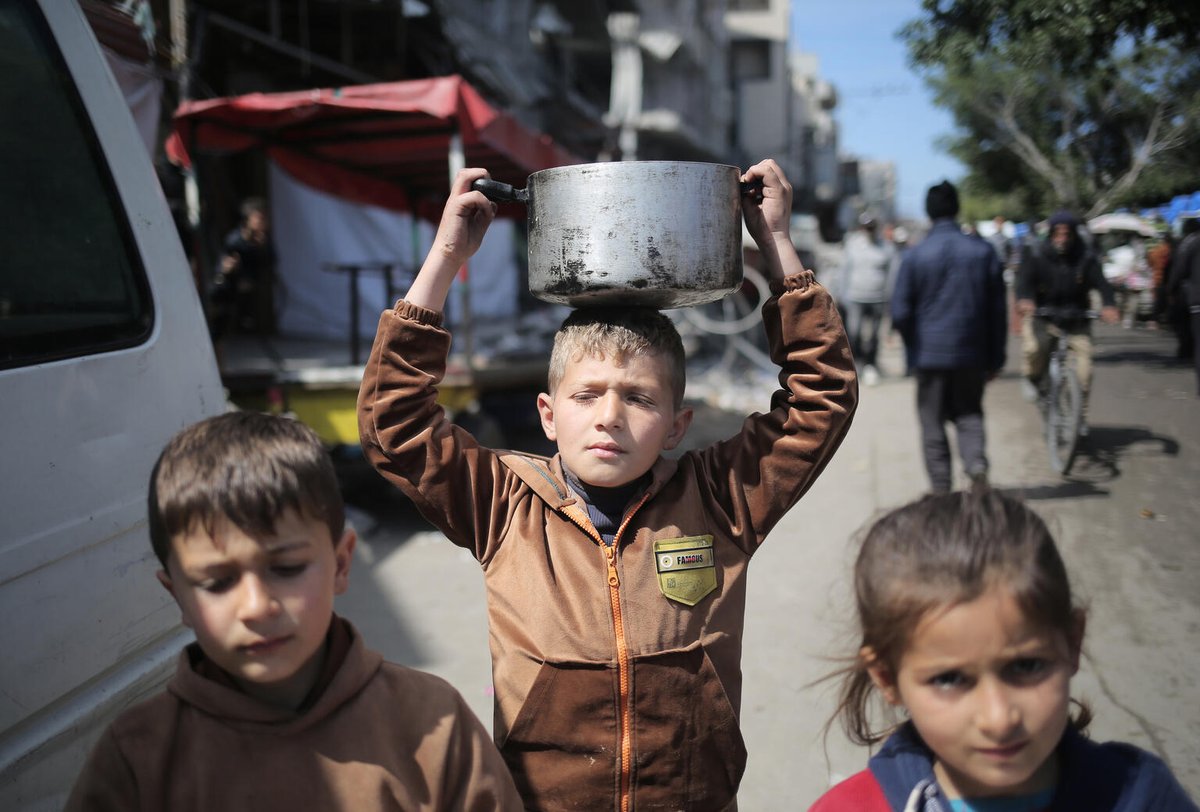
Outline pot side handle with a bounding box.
[740,179,764,202]
[471,178,529,204]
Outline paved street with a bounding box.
[336,320,1199,808]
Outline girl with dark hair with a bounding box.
[810,486,1197,811]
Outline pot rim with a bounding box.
[528,160,741,182]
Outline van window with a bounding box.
[0,0,153,370]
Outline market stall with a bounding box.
[168,74,582,444]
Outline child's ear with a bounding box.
[862,646,901,705]
[661,406,693,450]
[333,528,357,595]
[536,392,557,442]
[156,569,192,629]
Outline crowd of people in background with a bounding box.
[827,197,1200,401]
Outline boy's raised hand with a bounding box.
[741,159,804,280]
[433,168,497,267]
[406,168,497,312]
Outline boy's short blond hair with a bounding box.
[548,307,687,409]
[148,411,344,568]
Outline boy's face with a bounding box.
[537,350,692,488]
[158,507,355,709]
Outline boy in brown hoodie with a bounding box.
[66,411,522,811]
[357,159,858,811]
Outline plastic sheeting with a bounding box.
[100,45,160,155]
[269,161,520,342]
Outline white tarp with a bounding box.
[269,161,521,341]
[1088,212,1157,237]
[101,46,160,155]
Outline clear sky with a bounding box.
[790,0,965,220]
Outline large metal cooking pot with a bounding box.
[472,161,757,308]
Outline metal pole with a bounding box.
[168,0,187,72]
[348,266,361,365]
[448,131,474,370]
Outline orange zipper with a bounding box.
[563,492,650,812]
[603,542,632,812]
[610,493,649,812]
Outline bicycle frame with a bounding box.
[1034,307,1092,474]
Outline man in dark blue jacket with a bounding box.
[890,181,1007,493]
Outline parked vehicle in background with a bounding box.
[0,1,225,808]
[1089,212,1158,327]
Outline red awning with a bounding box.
[167,74,582,216]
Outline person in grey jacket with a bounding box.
[890,181,1007,493]
[840,212,895,385]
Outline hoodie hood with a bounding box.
[867,722,1196,812]
[1054,725,1199,811]
[1047,210,1080,230]
[168,615,382,734]
[867,723,950,811]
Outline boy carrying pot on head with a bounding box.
[357,159,858,810]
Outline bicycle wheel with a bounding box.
[1045,366,1083,474]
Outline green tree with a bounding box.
[902,1,1200,218]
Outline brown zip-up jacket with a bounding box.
[358,271,857,811]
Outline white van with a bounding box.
[0,1,225,807]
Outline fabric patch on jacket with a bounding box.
[654,535,717,606]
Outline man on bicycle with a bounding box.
[1016,210,1119,435]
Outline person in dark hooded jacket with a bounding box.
[1016,210,1119,432]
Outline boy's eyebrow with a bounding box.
[180,540,311,572]
[189,561,236,576]
[569,374,662,391]
[172,554,238,579]
[264,540,312,555]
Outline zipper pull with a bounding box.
[605,546,619,587]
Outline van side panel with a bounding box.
[0,1,225,808]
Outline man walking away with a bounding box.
[891,181,1007,493]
